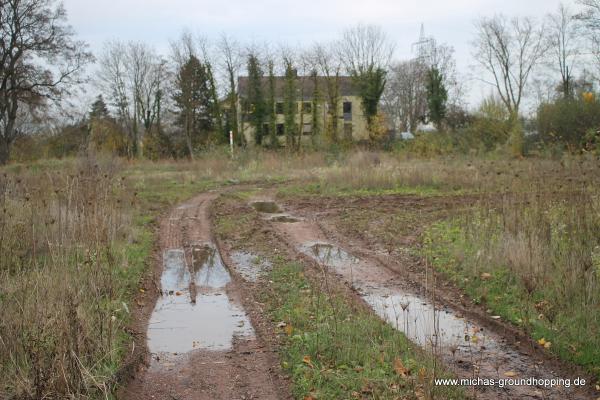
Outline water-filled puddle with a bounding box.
[149,293,251,353]
[230,251,272,282]
[251,201,280,213]
[291,237,587,398]
[363,292,493,351]
[147,246,253,357]
[301,242,500,354]
[160,249,191,293]
[301,242,359,269]
[192,244,231,288]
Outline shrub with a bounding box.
[537,96,600,151]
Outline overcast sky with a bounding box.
[63,0,580,108]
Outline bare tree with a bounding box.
[381,59,428,133]
[577,0,600,29]
[383,26,462,134]
[338,24,395,131]
[0,0,91,164]
[338,24,394,76]
[426,42,464,108]
[130,43,167,146]
[548,4,581,98]
[311,42,342,142]
[171,30,196,70]
[217,34,244,145]
[576,0,600,82]
[472,15,547,116]
[98,41,166,157]
[97,41,133,152]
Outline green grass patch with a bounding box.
[258,258,465,400]
[422,217,600,379]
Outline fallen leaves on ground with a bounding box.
[302,355,314,368]
[504,371,517,377]
[393,358,409,378]
[537,338,552,349]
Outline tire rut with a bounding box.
[256,196,595,400]
[121,192,284,400]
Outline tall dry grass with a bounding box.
[424,160,600,375]
[311,151,600,194]
[0,155,135,399]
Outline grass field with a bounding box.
[1,149,599,398]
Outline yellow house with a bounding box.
[237,75,369,145]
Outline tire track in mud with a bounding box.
[121,192,283,400]
[251,197,595,400]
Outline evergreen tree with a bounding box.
[246,54,266,145]
[426,67,448,130]
[206,63,224,143]
[267,61,278,148]
[354,67,386,132]
[173,55,217,158]
[283,60,297,148]
[89,95,110,120]
[310,71,321,145]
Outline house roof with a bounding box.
[237,76,358,100]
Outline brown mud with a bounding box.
[119,188,598,400]
[261,194,597,400]
[120,193,287,400]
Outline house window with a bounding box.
[343,101,352,114]
[276,123,284,136]
[343,101,352,121]
[344,122,353,139]
[275,102,284,115]
[302,123,312,135]
[302,102,312,114]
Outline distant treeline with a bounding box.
[3,1,600,164]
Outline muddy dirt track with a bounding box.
[263,196,592,400]
[121,189,597,400]
[120,192,287,400]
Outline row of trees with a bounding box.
[4,1,600,163]
[92,25,397,159]
[382,2,600,155]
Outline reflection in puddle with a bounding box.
[192,244,231,288]
[148,293,252,354]
[363,292,489,351]
[147,244,253,357]
[230,251,272,282]
[301,242,497,353]
[301,242,359,269]
[291,238,583,398]
[251,201,281,213]
[161,250,191,293]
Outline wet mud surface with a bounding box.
[265,198,595,400]
[230,251,272,283]
[121,193,283,400]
